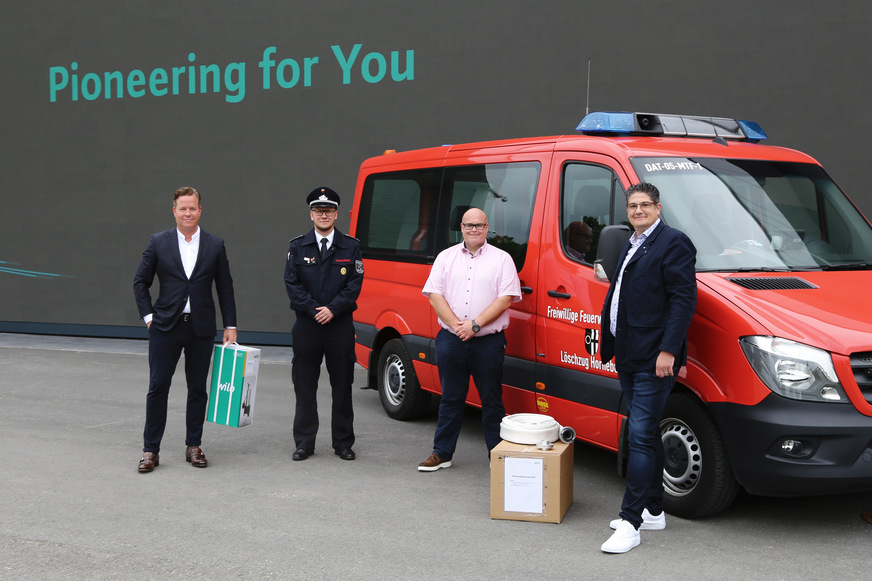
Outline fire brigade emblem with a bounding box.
[584,328,599,356]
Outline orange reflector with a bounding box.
[535,382,545,391]
[383,149,397,155]
[418,352,426,360]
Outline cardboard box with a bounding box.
[490,440,573,523]
[207,343,260,427]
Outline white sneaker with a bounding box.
[610,508,666,531]
[601,520,640,554]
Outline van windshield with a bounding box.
[631,157,872,272]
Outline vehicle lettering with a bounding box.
[559,350,617,374]
[643,161,703,172]
[547,305,601,325]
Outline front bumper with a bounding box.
[711,394,872,496]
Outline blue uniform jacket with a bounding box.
[599,221,697,372]
[284,228,363,319]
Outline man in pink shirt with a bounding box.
[418,208,522,471]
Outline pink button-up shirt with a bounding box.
[422,241,522,335]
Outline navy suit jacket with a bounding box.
[599,221,697,373]
[133,227,237,338]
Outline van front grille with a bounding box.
[850,351,872,404]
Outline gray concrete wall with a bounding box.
[3,1,870,340]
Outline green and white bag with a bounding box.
[207,342,260,427]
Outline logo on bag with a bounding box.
[219,382,235,393]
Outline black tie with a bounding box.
[320,237,329,260]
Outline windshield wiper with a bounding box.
[734,266,792,272]
[819,262,872,271]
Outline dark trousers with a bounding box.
[291,314,356,451]
[143,319,214,453]
[618,370,675,527]
[432,329,506,459]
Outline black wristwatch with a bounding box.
[471,320,480,333]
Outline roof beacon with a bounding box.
[576,111,767,143]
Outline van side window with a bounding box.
[357,169,440,260]
[444,161,540,271]
[561,163,620,263]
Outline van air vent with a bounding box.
[726,277,817,290]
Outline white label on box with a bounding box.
[504,456,544,513]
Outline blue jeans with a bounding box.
[618,370,675,528]
[432,329,506,459]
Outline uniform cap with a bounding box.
[307,187,340,208]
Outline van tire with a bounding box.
[660,391,740,519]
[377,338,431,420]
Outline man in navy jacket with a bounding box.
[133,186,237,473]
[599,182,697,553]
[284,187,363,462]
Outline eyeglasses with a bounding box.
[311,208,336,216]
[461,223,488,231]
[626,202,657,211]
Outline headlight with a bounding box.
[739,336,848,403]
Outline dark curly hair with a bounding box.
[625,182,660,204]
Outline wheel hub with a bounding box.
[383,354,406,405]
[661,421,702,497]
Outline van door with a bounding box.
[439,157,548,412]
[536,155,629,450]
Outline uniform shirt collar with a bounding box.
[317,229,335,247]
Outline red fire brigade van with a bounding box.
[348,112,872,518]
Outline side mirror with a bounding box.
[594,225,631,282]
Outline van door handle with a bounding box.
[548,290,571,299]
[521,286,533,294]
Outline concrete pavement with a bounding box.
[1,333,870,580]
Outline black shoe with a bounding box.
[293,448,313,461]
[335,447,356,461]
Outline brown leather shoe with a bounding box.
[185,446,207,467]
[138,452,159,473]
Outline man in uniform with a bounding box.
[284,187,364,461]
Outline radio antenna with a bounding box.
[585,58,591,115]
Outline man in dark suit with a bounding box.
[599,182,697,553]
[284,187,363,462]
[133,186,237,473]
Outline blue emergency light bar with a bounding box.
[576,111,768,142]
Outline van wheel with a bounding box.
[377,338,431,420]
[660,392,740,519]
